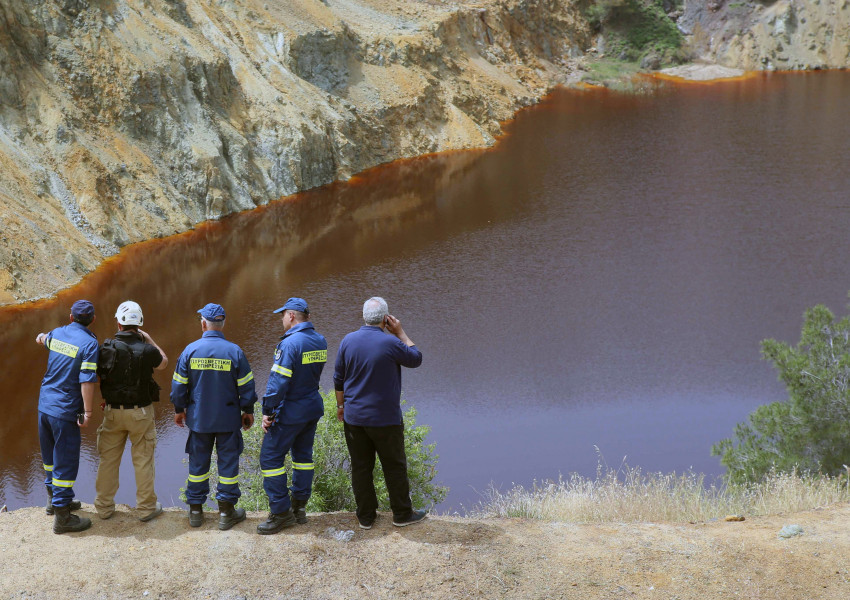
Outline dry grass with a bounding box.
[470,464,850,523]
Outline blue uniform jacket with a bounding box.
[38,322,99,422]
[263,322,327,424]
[170,331,257,433]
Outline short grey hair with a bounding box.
[203,318,225,331]
[363,297,388,325]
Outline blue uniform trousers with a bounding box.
[260,418,319,514]
[38,412,81,507]
[185,430,243,505]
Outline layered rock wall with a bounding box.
[0,0,591,304]
[3,0,849,305]
[680,0,850,70]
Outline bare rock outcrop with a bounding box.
[680,0,850,70]
[0,0,591,304]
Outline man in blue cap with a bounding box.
[170,303,257,530]
[35,299,99,534]
[257,297,328,535]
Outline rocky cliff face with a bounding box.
[0,0,592,304]
[680,0,850,70]
[2,0,848,305]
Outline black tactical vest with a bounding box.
[98,333,157,406]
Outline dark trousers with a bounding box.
[260,418,319,514]
[184,430,243,505]
[38,412,81,507]
[343,422,412,521]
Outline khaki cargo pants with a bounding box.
[94,405,157,518]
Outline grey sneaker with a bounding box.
[358,516,375,530]
[139,502,163,522]
[392,510,428,527]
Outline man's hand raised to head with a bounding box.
[385,315,414,347]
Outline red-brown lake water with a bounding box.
[2,71,850,511]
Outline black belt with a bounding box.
[106,403,151,410]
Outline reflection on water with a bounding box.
[3,71,850,511]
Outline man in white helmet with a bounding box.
[94,300,168,521]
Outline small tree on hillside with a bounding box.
[713,301,850,484]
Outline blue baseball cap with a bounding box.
[197,303,226,322]
[273,297,310,314]
[71,300,95,318]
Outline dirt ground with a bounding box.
[1,503,848,599]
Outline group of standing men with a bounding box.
[36,296,426,534]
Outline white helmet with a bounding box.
[115,300,144,326]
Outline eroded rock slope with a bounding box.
[1,0,849,305]
[0,0,591,304]
[681,0,850,70]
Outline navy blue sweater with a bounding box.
[333,326,422,426]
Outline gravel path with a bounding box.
[2,503,849,598]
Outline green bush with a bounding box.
[233,391,447,513]
[713,300,850,484]
[584,0,628,29]
[585,0,684,64]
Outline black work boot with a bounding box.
[218,501,246,531]
[45,487,81,516]
[53,505,91,534]
[290,498,308,525]
[188,504,204,528]
[256,509,296,535]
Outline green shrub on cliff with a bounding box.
[713,300,850,484]
[230,391,447,513]
[585,0,685,64]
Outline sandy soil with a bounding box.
[658,64,747,81]
[1,502,848,599]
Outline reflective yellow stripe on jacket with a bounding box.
[271,365,292,378]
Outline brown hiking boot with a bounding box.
[291,498,308,525]
[53,505,91,534]
[256,510,296,535]
[45,487,80,515]
[188,504,204,527]
[217,501,246,531]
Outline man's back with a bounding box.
[39,321,99,421]
[171,331,255,433]
[334,325,422,427]
[266,322,327,423]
